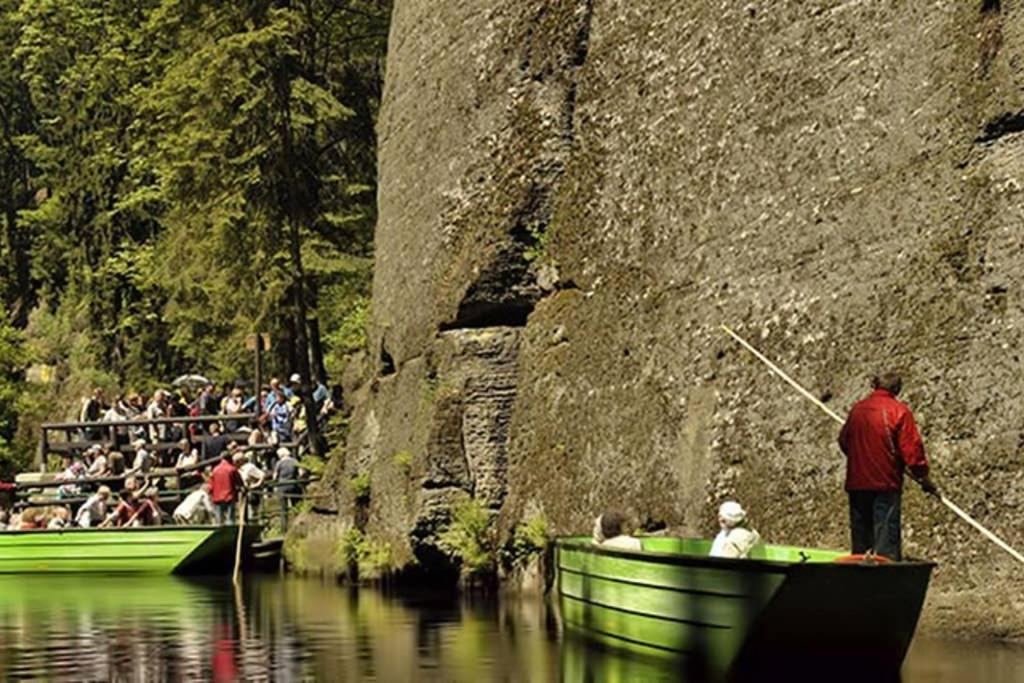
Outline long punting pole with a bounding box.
[233,498,247,586]
[721,324,1024,567]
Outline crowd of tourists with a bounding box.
[77,374,337,448]
[6,443,306,532]
[3,374,335,532]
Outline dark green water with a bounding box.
[0,575,1019,681]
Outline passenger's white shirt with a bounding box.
[86,454,108,477]
[175,450,198,469]
[709,527,761,559]
[239,462,265,488]
[75,494,107,528]
[601,535,643,551]
[174,489,214,524]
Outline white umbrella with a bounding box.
[171,374,212,387]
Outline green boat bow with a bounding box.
[0,525,261,574]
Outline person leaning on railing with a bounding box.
[235,452,266,523]
[174,483,214,525]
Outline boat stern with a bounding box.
[732,560,935,678]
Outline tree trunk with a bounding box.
[307,316,326,385]
[275,59,324,457]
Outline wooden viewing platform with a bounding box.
[37,413,268,470]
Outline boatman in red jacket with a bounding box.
[209,453,243,526]
[838,373,939,561]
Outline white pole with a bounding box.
[721,324,1024,567]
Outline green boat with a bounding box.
[0,525,260,574]
[555,536,934,680]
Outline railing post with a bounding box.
[37,429,48,473]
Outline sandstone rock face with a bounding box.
[299,0,1024,635]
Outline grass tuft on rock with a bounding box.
[438,498,496,577]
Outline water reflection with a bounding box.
[0,575,1018,681]
[0,576,565,681]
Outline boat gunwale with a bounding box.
[556,537,936,573]
[0,525,235,537]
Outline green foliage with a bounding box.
[299,455,326,477]
[392,450,413,476]
[502,514,550,567]
[338,527,365,568]
[347,472,371,503]
[322,288,370,377]
[337,527,392,580]
[514,515,550,556]
[0,0,391,467]
[438,498,497,577]
[0,311,29,478]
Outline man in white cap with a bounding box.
[709,501,761,559]
[128,438,155,476]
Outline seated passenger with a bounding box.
[107,491,141,527]
[136,489,163,526]
[85,445,109,477]
[592,511,643,551]
[108,450,125,479]
[76,486,111,528]
[174,483,214,525]
[19,508,43,530]
[709,501,761,559]
[47,506,71,530]
[56,457,85,499]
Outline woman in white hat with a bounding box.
[709,501,761,559]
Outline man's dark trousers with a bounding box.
[848,490,901,561]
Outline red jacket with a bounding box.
[209,460,243,504]
[838,389,929,491]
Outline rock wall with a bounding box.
[295,0,1024,636]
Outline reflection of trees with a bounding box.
[253,578,562,681]
[0,576,233,680]
[0,573,660,681]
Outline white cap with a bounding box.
[132,438,147,448]
[289,373,301,383]
[718,501,746,526]
[277,447,291,458]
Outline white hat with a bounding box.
[277,447,291,458]
[718,501,746,526]
[132,438,147,448]
[289,373,301,383]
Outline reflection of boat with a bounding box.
[0,526,260,574]
[555,537,934,680]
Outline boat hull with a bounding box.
[0,526,260,574]
[555,537,934,680]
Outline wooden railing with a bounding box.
[37,413,262,471]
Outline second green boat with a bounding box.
[0,526,260,574]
